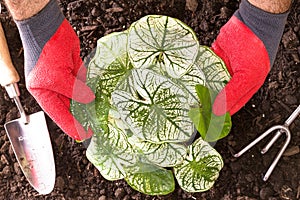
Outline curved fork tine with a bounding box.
[263,126,291,181]
[234,105,299,182]
[261,130,282,154]
[262,105,300,154]
[233,125,284,158]
[234,125,291,181]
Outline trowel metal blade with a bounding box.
[4,111,55,194]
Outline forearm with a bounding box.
[4,0,50,20]
[248,0,292,14]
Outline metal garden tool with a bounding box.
[234,105,300,181]
[0,12,55,194]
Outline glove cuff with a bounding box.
[15,0,64,76]
[234,0,289,66]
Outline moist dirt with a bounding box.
[0,0,299,199]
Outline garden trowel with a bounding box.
[0,21,55,194]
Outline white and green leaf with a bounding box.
[125,162,175,195]
[128,15,199,78]
[86,123,136,181]
[88,31,131,79]
[196,46,230,92]
[128,135,187,167]
[174,138,223,193]
[88,31,133,94]
[85,31,134,129]
[112,68,194,143]
[171,63,206,105]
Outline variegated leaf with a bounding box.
[85,31,133,129]
[174,138,223,192]
[87,32,133,119]
[128,135,187,167]
[195,46,231,92]
[86,123,136,181]
[171,63,206,105]
[112,68,194,143]
[88,31,131,79]
[128,15,199,78]
[125,162,175,195]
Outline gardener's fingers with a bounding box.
[27,67,95,104]
[71,46,88,82]
[71,75,95,103]
[212,73,266,116]
[29,88,93,140]
[70,62,95,104]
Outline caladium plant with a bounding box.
[71,15,232,195]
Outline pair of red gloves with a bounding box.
[18,0,270,141]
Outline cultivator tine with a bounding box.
[261,129,282,154]
[234,105,300,181]
[234,125,291,181]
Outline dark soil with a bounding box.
[0,0,299,199]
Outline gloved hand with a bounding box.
[211,16,270,115]
[15,0,95,141]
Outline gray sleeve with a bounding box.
[234,0,290,67]
[14,0,64,76]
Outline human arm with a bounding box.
[212,0,292,115]
[248,0,291,14]
[3,0,95,141]
[4,0,50,20]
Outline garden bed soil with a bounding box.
[0,0,299,199]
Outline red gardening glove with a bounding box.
[25,19,95,141]
[212,16,270,116]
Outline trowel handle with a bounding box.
[0,20,28,123]
[0,22,20,87]
[5,82,20,98]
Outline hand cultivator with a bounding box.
[234,105,300,181]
